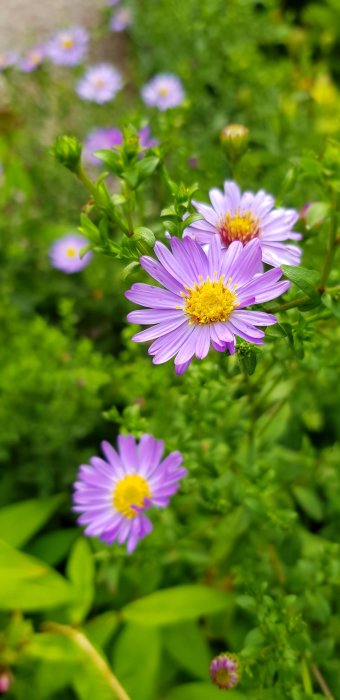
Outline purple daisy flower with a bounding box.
[49,234,92,274]
[110,7,133,32]
[184,180,302,268]
[19,46,45,73]
[83,125,158,166]
[73,434,187,553]
[210,653,240,690]
[46,26,89,66]
[0,51,18,71]
[76,63,123,104]
[126,236,290,374]
[141,74,185,111]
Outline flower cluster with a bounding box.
[73,435,187,553]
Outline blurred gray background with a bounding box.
[0,0,103,50]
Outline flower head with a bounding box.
[184,180,301,268]
[46,27,89,66]
[126,236,290,374]
[49,234,92,274]
[83,125,157,166]
[19,46,45,73]
[73,435,187,553]
[110,7,133,32]
[210,653,240,690]
[141,74,185,111]
[76,63,123,104]
[0,52,18,71]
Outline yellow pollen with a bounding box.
[218,209,260,246]
[66,247,76,258]
[61,37,74,49]
[184,276,238,325]
[159,87,169,96]
[113,474,151,519]
[94,78,105,88]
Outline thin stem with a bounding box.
[319,211,339,292]
[311,662,334,699]
[301,658,313,694]
[74,165,97,197]
[266,295,310,314]
[41,622,131,700]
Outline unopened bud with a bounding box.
[210,653,241,690]
[53,135,82,172]
[220,124,249,163]
[0,670,12,694]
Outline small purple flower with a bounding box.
[76,64,123,104]
[210,653,240,690]
[110,7,133,32]
[19,46,45,73]
[73,434,187,553]
[184,180,301,268]
[46,26,89,66]
[141,74,185,111]
[49,234,92,274]
[83,125,158,166]
[0,52,18,70]
[106,0,120,4]
[125,236,290,374]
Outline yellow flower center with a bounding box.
[66,247,76,258]
[113,474,151,519]
[159,87,169,96]
[183,276,238,325]
[215,668,232,686]
[95,78,105,88]
[61,37,74,50]
[218,209,260,246]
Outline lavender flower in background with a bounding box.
[49,234,92,274]
[106,0,121,4]
[210,654,241,690]
[110,7,133,32]
[46,27,89,66]
[19,46,45,73]
[0,52,18,71]
[126,236,290,374]
[141,74,185,111]
[73,434,187,553]
[184,180,301,268]
[83,125,158,165]
[76,64,123,104]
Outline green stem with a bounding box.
[301,658,313,694]
[124,182,135,237]
[319,211,338,292]
[41,622,131,700]
[311,662,334,699]
[266,295,310,314]
[75,165,97,197]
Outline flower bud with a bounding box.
[0,669,12,694]
[210,653,241,690]
[220,124,249,163]
[53,135,82,172]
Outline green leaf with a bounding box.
[292,486,324,521]
[83,612,118,649]
[122,260,140,279]
[135,156,160,185]
[180,213,203,232]
[163,621,211,680]
[122,585,231,626]
[67,538,95,624]
[26,528,79,566]
[134,227,156,254]
[0,496,63,548]
[166,682,245,700]
[321,293,340,319]
[113,623,161,700]
[0,539,73,610]
[281,265,320,308]
[305,201,330,228]
[94,149,123,176]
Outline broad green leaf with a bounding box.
[94,149,123,175]
[163,621,211,680]
[122,585,231,626]
[26,528,79,566]
[166,682,245,700]
[322,293,340,319]
[0,495,63,548]
[24,634,80,700]
[84,612,119,649]
[305,201,330,228]
[293,486,324,521]
[113,623,161,700]
[67,538,95,624]
[135,156,160,185]
[0,539,73,610]
[281,265,320,308]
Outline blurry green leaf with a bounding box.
[84,612,119,649]
[26,528,79,566]
[180,213,203,231]
[67,538,95,624]
[94,149,123,176]
[292,486,323,521]
[113,623,161,700]
[122,585,231,626]
[25,633,79,699]
[0,539,73,610]
[134,156,160,185]
[0,495,63,548]
[305,202,330,228]
[122,260,140,279]
[163,621,210,680]
[166,682,245,700]
[321,293,340,319]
